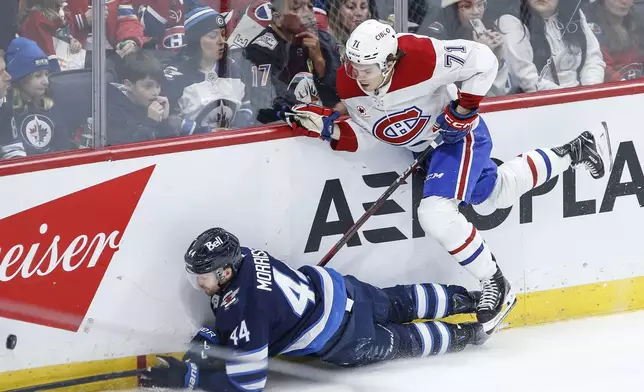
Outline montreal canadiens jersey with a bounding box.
[200,247,348,392]
[333,33,498,153]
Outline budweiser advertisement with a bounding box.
[0,165,155,332]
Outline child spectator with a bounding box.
[585,0,644,81]
[163,7,253,130]
[0,49,26,159]
[244,0,341,111]
[498,0,605,92]
[19,0,84,72]
[7,37,72,156]
[107,51,202,145]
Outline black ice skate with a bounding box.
[552,122,614,179]
[452,291,481,314]
[449,322,490,353]
[476,266,517,335]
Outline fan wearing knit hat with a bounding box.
[6,37,71,156]
[161,6,254,130]
[184,6,228,66]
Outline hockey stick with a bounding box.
[317,134,444,267]
[9,318,397,392]
[7,369,145,392]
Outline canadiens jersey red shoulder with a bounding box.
[334,33,498,153]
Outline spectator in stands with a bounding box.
[326,0,375,51]
[136,0,186,54]
[163,7,253,130]
[224,0,275,52]
[585,0,644,81]
[6,37,72,156]
[244,0,341,112]
[436,0,511,96]
[0,48,26,160]
[0,0,21,52]
[498,0,605,92]
[106,50,202,145]
[65,0,144,58]
[19,0,84,72]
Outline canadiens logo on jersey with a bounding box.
[161,26,185,51]
[21,114,54,150]
[372,106,431,146]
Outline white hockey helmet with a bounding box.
[344,19,398,80]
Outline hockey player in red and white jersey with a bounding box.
[286,19,613,334]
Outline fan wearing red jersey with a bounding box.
[287,19,612,334]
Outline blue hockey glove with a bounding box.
[183,326,226,370]
[140,356,200,390]
[433,100,479,144]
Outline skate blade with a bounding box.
[482,291,517,335]
[599,121,614,174]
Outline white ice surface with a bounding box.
[130,311,644,392]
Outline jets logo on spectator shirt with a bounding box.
[372,106,431,146]
[21,114,55,150]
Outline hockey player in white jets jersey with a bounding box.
[285,19,612,334]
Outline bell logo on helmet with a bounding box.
[372,106,431,146]
[205,237,224,251]
[0,166,155,332]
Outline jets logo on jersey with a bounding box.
[21,114,54,150]
[164,66,184,80]
[372,106,431,146]
[222,287,240,309]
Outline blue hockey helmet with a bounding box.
[184,228,243,283]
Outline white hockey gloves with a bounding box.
[281,104,341,141]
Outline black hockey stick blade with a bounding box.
[317,134,444,267]
[7,369,145,392]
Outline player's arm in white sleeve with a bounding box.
[425,35,498,110]
[578,10,606,85]
[198,307,270,392]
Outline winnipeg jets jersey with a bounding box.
[333,33,498,153]
[199,247,348,392]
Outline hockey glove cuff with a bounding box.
[140,356,200,390]
[433,100,479,144]
[289,104,340,141]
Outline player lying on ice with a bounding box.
[279,19,613,335]
[140,227,490,391]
